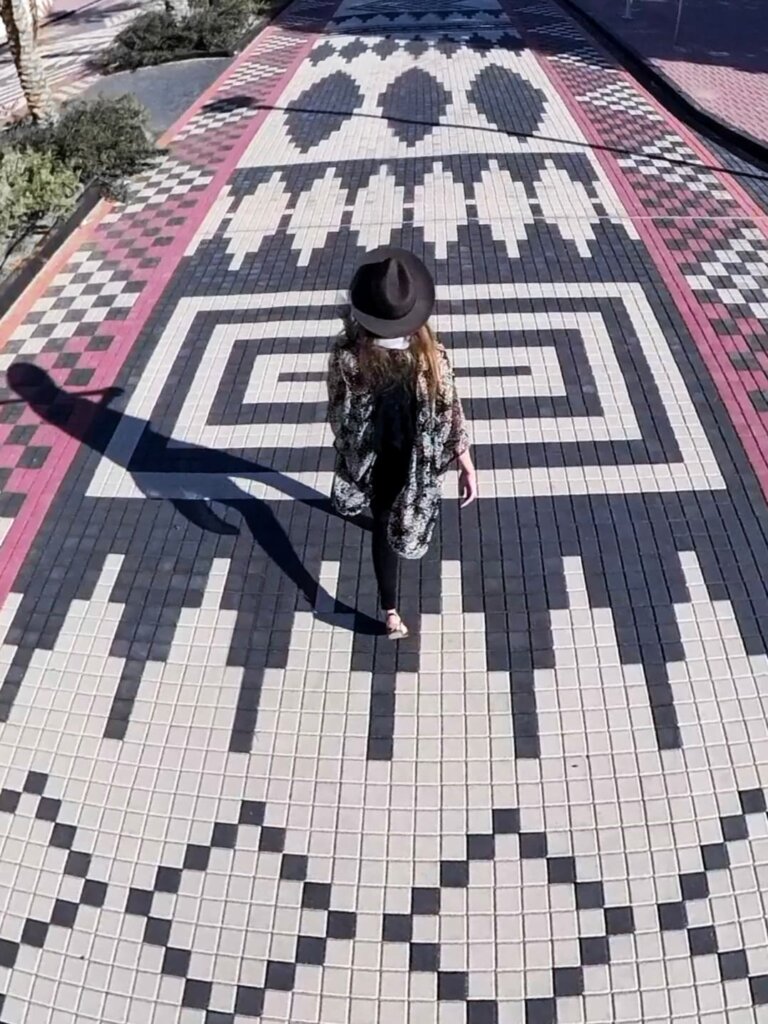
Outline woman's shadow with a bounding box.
[5,363,380,635]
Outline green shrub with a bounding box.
[50,96,156,191]
[0,119,50,156]
[1,95,158,256]
[3,96,157,194]
[98,0,264,71]
[190,0,261,51]
[0,147,80,247]
[97,10,201,70]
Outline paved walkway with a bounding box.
[565,0,768,147]
[0,0,155,122]
[1,0,768,1021]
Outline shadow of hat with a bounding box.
[6,363,59,403]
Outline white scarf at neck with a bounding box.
[374,336,410,351]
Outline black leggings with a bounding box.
[370,449,410,611]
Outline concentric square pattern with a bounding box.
[1,0,768,1020]
[86,283,723,502]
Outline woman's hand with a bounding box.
[457,449,477,508]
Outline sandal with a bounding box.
[385,611,409,640]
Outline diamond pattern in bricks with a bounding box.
[1,0,768,1022]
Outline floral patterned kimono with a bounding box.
[327,332,470,560]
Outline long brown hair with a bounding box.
[351,322,442,401]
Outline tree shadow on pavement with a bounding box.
[4,362,381,636]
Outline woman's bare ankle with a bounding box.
[384,610,408,639]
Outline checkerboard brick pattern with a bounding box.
[508,0,768,444]
[2,0,768,1020]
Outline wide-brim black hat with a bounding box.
[349,246,435,339]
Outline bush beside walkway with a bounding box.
[97,0,272,71]
[0,95,157,275]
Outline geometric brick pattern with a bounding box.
[0,771,107,972]
[509,0,768,439]
[3,0,768,1021]
[659,788,768,1000]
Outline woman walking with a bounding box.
[327,247,477,639]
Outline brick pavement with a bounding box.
[562,0,768,148]
[1,0,768,1020]
[0,0,158,122]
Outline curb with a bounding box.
[0,185,102,323]
[552,0,768,174]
